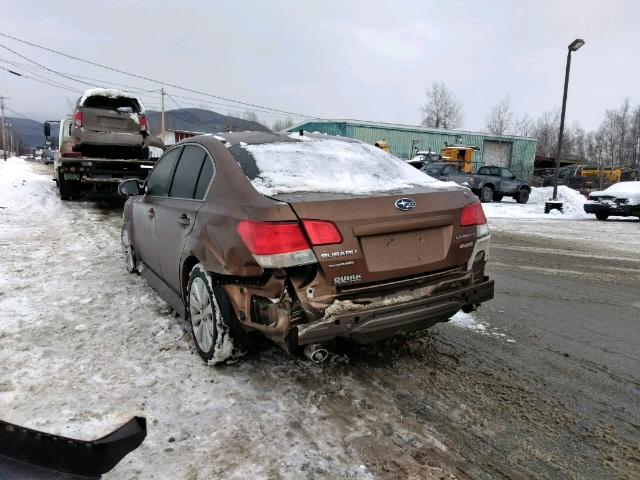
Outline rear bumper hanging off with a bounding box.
[294,278,494,346]
[0,416,146,479]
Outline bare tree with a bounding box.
[532,110,560,157]
[420,81,464,129]
[242,110,259,123]
[272,117,295,132]
[513,113,534,137]
[485,97,513,135]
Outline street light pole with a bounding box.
[546,38,584,213]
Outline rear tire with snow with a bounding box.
[595,212,609,221]
[480,186,494,203]
[187,264,246,365]
[515,188,530,204]
[58,174,72,200]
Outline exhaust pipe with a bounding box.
[304,344,329,363]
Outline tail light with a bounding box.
[139,115,148,132]
[301,220,342,246]
[237,221,316,268]
[74,111,83,127]
[460,202,487,226]
[460,202,489,238]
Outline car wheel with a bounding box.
[595,212,609,221]
[492,193,503,202]
[58,175,71,200]
[480,186,493,203]
[187,264,246,365]
[121,225,138,274]
[515,188,530,204]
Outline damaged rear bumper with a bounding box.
[293,278,494,345]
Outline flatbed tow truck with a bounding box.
[45,119,157,200]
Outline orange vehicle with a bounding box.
[441,146,475,173]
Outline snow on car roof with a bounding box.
[79,88,145,112]
[238,133,461,196]
[591,181,640,204]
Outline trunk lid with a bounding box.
[273,186,477,286]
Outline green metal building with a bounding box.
[287,120,537,178]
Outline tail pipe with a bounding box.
[303,344,329,363]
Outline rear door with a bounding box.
[156,144,213,292]
[132,146,182,275]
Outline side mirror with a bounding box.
[44,122,51,138]
[118,179,142,197]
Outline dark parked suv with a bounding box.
[119,133,494,364]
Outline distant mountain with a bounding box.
[5,117,55,150]
[7,108,269,150]
[146,108,271,136]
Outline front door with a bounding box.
[133,146,183,275]
[500,167,519,194]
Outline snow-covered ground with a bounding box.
[1,158,637,479]
[483,185,640,254]
[0,158,378,479]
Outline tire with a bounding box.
[515,188,530,204]
[58,174,72,200]
[595,212,609,221]
[187,264,246,365]
[492,193,503,202]
[480,186,494,203]
[121,225,138,274]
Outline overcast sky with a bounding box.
[1,0,638,132]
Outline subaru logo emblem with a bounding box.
[395,198,416,211]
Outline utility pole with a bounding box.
[160,88,166,143]
[8,124,13,156]
[0,96,8,161]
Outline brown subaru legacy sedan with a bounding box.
[119,132,494,364]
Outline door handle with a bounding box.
[148,207,155,218]
[178,214,191,226]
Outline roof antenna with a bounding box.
[299,129,304,136]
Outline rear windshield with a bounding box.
[81,95,141,113]
[229,136,448,196]
[424,164,445,176]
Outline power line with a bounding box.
[0,65,83,94]
[0,53,299,122]
[0,42,94,88]
[0,32,321,120]
[0,55,161,95]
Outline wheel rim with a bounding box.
[190,277,215,352]
[482,189,492,202]
[122,228,135,272]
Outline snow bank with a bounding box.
[589,181,640,205]
[483,186,590,220]
[242,135,461,195]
